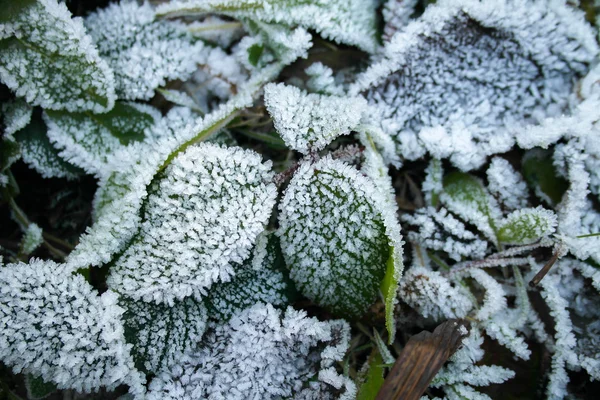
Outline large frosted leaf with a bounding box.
[147,303,356,400]
[107,143,277,304]
[0,259,144,394]
[85,2,205,101]
[0,0,116,112]
[497,206,557,245]
[264,83,367,154]
[44,102,160,176]
[279,157,403,320]
[157,0,380,53]
[121,296,207,375]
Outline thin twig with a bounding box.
[529,244,565,287]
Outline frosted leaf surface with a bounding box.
[147,303,355,400]
[0,0,116,112]
[382,0,418,41]
[496,206,557,245]
[121,296,207,375]
[85,1,205,101]
[278,157,403,319]
[1,99,32,137]
[206,233,292,321]
[351,0,598,170]
[305,62,345,96]
[19,223,43,256]
[107,143,277,304]
[157,0,380,53]
[486,157,529,211]
[44,102,160,177]
[0,259,144,394]
[264,83,367,154]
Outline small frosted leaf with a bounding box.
[486,157,529,211]
[1,98,32,137]
[25,374,56,400]
[157,0,380,53]
[264,83,367,154]
[44,102,160,176]
[0,0,116,112]
[243,21,312,67]
[279,157,402,319]
[356,350,385,400]
[206,233,293,321]
[85,1,205,100]
[0,259,144,394]
[121,296,207,375]
[108,143,277,304]
[147,303,355,400]
[497,207,557,245]
[19,223,43,257]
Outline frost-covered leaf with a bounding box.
[85,1,205,101]
[356,350,385,400]
[244,21,312,66]
[19,223,43,257]
[157,0,380,53]
[0,259,144,394]
[382,0,417,41]
[206,233,293,321]
[497,206,557,245]
[44,102,160,176]
[157,88,202,112]
[107,143,277,304]
[0,0,116,112]
[264,83,367,154]
[279,157,402,319]
[351,0,598,170]
[14,111,81,180]
[441,172,500,244]
[121,296,207,375]
[522,149,569,206]
[486,157,529,211]
[147,303,356,400]
[305,62,345,96]
[24,374,56,400]
[1,98,32,138]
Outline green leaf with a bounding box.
[522,149,569,206]
[381,250,398,343]
[24,374,56,400]
[0,0,36,23]
[497,207,557,245]
[247,43,264,66]
[356,350,385,400]
[121,297,207,374]
[0,0,116,112]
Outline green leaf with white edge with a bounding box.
[121,296,207,375]
[497,206,557,245]
[14,111,81,180]
[441,171,501,245]
[1,98,32,138]
[0,0,116,112]
[24,374,56,400]
[44,102,160,176]
[206,232,295,322]
[356,350,385,400]
[156,0,380,53]
[264,83,367,154]
[278,156,403,320]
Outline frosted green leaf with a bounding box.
[279,157,403,320]
[85,2,205,101]
[25,374,56,400]
[441,172,501,245]
[121,296,207,375]
[264,83,367,154]
[497,207,557,245]
[243,21,312,66]
[157,0,380,53]
[19,222,43,257]
[205,232,293,321]
[0,0,116,112]
[0,259,144,394]
[1,98,32,137]
[356,350,385,400]
[14,112,81,180]
[522,149,569,206]
[44,102,160,176]
[107,143,277,304]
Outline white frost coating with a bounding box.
[1,99,32,137]
[497,206,557,245]
[85,1,205,101]
[19,223,43,256]
[350,0,598,170]
[382,0,418,41]
[108,143,277,304]
[486,157,529,211]
[305,63,345,96]
[147,303,355,400]
[0,0,116,112]
[157,0,380,53]
[264,83,367,154]
[187,16,244,48]
[278,157,403,318]
[468,269,506,322]
[0,259,144,395]
[18,132,80,180]
[121,297,207,375]
[398,267,474,320]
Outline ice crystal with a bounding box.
[147,303,355,400]
[264,83,367,154]
[156,0,380,53]
[0,0,116,112]
[85,1,205,101]
[278,157,403,319]
[0,259,144,394]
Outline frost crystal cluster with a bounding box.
[1,0,600,399]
